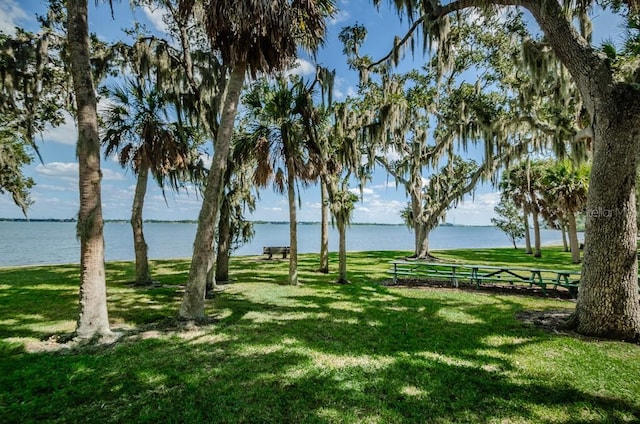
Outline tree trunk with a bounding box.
[567,211,581,264]
[215,197,231,282]
[131,166,151,285]
[68,0,111,340]
[522,0,640,340]
[532,207,542,258]
[318,178,329,273]
[574,105,640,340]
[523,206,532,254]
[205,247,217,296]
[179,63,246,320]
[415,225,430,259]
[337,217,348,284]
[561,222,569,252]
[286,154,299,286]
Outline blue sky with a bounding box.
[0,0,626,224]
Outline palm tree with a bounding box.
[67,0,111,339]
[500,161,545,257]
[236,76,321,285]
[328,188,359,284]
[178,0,334,318]
[543,160,589,264]
[101,78,203,285]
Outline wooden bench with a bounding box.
[388,260,581,296]
[263,246,290,259]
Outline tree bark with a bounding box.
[131,165,151,285]
[523,206,532,254]
[574,103,640,340]
[215,196,231,282]
[318,178,329,273]
[567,211,581,264]
[337,217,348,284]
[68,0,111,339]
[179,63,246,320]
[561,222,569,252]
[286,153,299,286]
[532,207,542,258]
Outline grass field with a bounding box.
[1,247,639,423]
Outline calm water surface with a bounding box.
[0,221,567,267]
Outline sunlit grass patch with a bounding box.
[0,248,639,423]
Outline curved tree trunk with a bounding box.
[131,166,151,285]
[286,154,299,286]
[179,63,246,320]
[532,207,542,258]
[68,0,111,339]
[567,211,581,264]
[318,178,329,273]
[215,197,231,283]
[523,206,532,254]
[337,217,348,284]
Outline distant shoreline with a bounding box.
[0,218,490,227]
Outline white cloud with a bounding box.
[333,77,358,101]
[0,1,28,35]
[142,5,169,34]
[35,162,125,182]
[42,112,76,146]
[286,58,316,77]
[330,9,351,26]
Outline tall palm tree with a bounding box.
[237,76,321,285]
[178,0,334,318]
[101,78,203,285]
[543,160,589,264]
[67,0,111,339]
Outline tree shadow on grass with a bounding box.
[2,282,639,423]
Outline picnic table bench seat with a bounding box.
[388,260,582,296]
[263,246,290,259]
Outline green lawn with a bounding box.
[1,247,639,423]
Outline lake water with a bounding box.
[0,221,568,267]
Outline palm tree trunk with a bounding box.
[215,197,231,282]
[205,247,217,296]
[337,217,348,284]
[567,211,581,264]
[179,62,246,319]
[523,206,532,254]
[286,155,299,286]
[68,0,111,339]
[131,165,151,285]
[532,207,542,258]
[318,178,329,273]
[561,222,569,252]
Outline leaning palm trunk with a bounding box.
[68,0,111,339]
[131,166,151,285]
[318,178,329,273]
[179,63,246,319]
[567,211,581,264]
[286,154,299,286]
